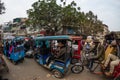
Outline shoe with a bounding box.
[105,72,112,77]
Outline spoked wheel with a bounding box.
[71,64,84,74]
[52,69,64,78]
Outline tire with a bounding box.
[52,69,64,78]
[71,64,84,74]
[114,75,120,80]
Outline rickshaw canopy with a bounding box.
[34,35,82,41]
[13,36,25,41]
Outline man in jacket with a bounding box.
[47,40,70,65]
[88,39,105,69]
[54,40,70,61]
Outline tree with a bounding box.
[27,0,61,34]
[0,0,5,14]
[27,0,104,36]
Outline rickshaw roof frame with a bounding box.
[70,36,82,40]
[34,35,82,41]
[13,36,25,41]
[34,35,70,41]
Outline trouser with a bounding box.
[104,54,120,73]
[88,58,99,69]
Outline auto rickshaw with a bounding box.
[34,36,71,78]
[34,35,73,78]
[70,36,83,63]
[24,37,35,58]
[3,36,25,64]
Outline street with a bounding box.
[1,56,107,80]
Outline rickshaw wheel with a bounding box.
[114,75,120,80]
[52,69,64,78]
[71,65,84,74]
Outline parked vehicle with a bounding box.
[3,36,25,64]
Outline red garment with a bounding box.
[9,46,13,54]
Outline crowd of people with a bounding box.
[0,32,120,79]
[81,32,120,77]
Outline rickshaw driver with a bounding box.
[102,40,120,76]
[54,40,70,60]
[87,39,104,69]
[47,40,70,65]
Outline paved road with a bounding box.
[1,56,107,80]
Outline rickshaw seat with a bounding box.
[54,58,70,67]
[54,57,70,64]
[54,59,66,63]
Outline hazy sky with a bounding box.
[0,0,120,31]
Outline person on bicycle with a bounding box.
[102,39,120,76]
[87,39,105,69]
